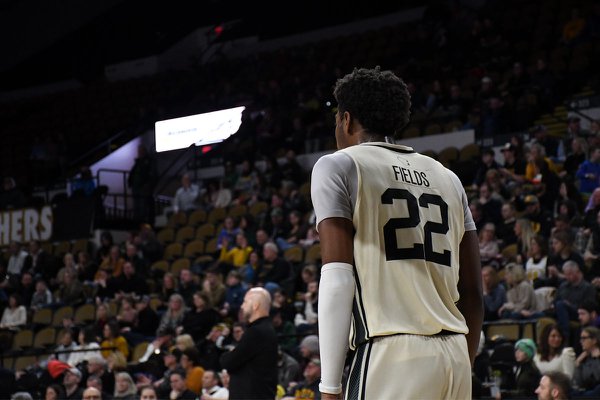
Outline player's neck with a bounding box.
[357,133,388,144]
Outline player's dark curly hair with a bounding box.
[333,66,411,139]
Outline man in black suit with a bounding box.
[220,287,278,399]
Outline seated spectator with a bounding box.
[169,370,197,400]
[220,270,248,319]
[534,371,572,400]
[97,245,125,278]
[552,261,597,345]
[54,252,77,288]
[510,339,542,398]
[239,251,259,285]
[62,367,84,400]
[472,148,500,188]
[498,263,537,319]
[180,347,205,395]
[522,194,554,239]
[160,272,179,305]
[578,301,600,329]
[6,241,28,279]
[478,222,500,266]
[114,371,138,400]
[132,295,160,340]
[271,308,297,356]
[172,172,201,215]
[271,287,297,324]
[573,327,600,396]
[100,319,130,361]
[275,210,309,251]
[56,269,84,306]
[157,294,187,337]
[576,146,600,196]
[116,296,138,331]
[30,279,53,310]
[525,234,549,286]
[75,251,97,282]
[67,326,102,368]
[202,267,226,309]
[218,232,253,268]
[179,292,221,343]
[216,216,240,251]
[51,328,78,364]
[534,323,576,380]
[544,230,585,288]
[256,242,292,290]
[294,280,318,334]
[560,137,587,179]
[178,269,198,307]
[482,265,506,321]
[86,354,115,395]
[200,369,229,400]
[282,357,321,400]
[112,261,148,299]
[0,293,27,332]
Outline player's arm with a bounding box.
[317,217,355,399]
[457,229,484,366]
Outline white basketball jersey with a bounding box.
[339,143,468,349]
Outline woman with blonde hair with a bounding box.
[156,293,186,336]
[175,333,196,352]
[515,217,536,264]
[113,371,138,399]
[498,263,537,319]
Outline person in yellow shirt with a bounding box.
[181,347,205,395]
[100,320,130,360]
[525,143,558,182]
[219,232,253,268]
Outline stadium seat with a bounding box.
[74,304,96,325]
[170,258,191,276]
[157,228,175,246]
[228,204,247,219]
[11,329,34,351]
[33,327,56,349]
[131,341,150,364]
[163,242,183,261]
[196,223,216,241]
[175,226,195,243]
[208,207,227,224]
[184,240,205,259]
[150,260,170,276]
[187,209,207,227]
[167,212,188,228]
[437,146,459,167]
[249,201,268,218]
[304,244,321,264]
[458,143,480,162]
[14,355,36,372]
[284,246,304,264]
[31,308,53,327]
[71,238,90,255]
[204,238,219,255]
[53,241,71,257]
[52,306,74,328]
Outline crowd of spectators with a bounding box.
[1,0,600,399]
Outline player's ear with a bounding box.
[341,111,353,135]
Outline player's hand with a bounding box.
[321,393,342,400]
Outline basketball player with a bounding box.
[311,67,483,400]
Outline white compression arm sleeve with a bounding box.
[318,262,355,394]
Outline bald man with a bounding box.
[220,287,278,399]
[82,387,102,400]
